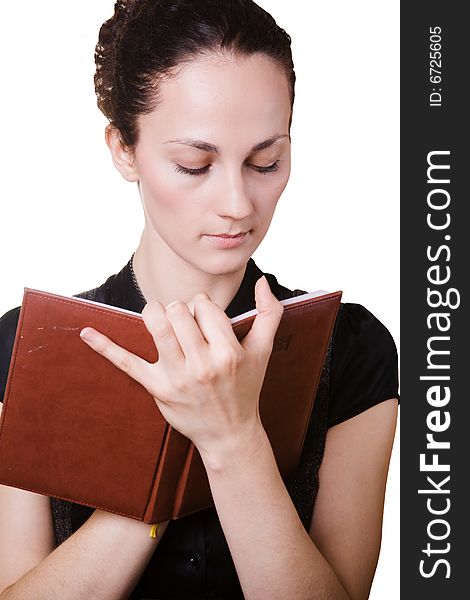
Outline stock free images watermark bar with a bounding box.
[417,150,460,580]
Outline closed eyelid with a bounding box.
[174,158,282,177]
[170,148,286,169]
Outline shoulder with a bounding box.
[0,305,21,403]
[328,302,399,428]
[333,302,396,348]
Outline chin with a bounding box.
[198,250,252,276]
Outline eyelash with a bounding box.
[174,160,281,177]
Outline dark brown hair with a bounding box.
[94,0,296,152]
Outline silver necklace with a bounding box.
[129,252,147,303]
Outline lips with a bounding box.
[206,231,248,237]
[203,231,248,248]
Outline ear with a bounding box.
[105,125,139,182]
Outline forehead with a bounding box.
[138,52,291,146]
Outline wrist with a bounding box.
[197,420,271,475]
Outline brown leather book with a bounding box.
[0,287,341,523]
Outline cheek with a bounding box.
[139,165,187,218]
[251,154,290,200]
[138,166,206,241]
[253,172,289,207]
[251,185,281,225]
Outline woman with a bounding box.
[0,1,399,598]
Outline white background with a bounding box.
[0,1,399,597]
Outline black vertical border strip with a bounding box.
[401,3,468,597]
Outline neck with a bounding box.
[132,230,248,314]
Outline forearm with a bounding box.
[199,424,350,600]
[1,510,167,600]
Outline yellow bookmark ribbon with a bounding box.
[149,523,159,538]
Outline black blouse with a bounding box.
[0,256,399,599]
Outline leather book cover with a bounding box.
[0,287,341,523]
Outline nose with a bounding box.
[216,167,253,221]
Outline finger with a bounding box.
[240,276,284,355]
[141,301,185,367]
[192,293,240,350]
[79,327,150,387]
[164,299,209,360]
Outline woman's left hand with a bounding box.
[79,275,284,459]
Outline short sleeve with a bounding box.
[327,303,399,428]
[0,306,21,404]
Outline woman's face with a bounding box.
[127,52,292,275]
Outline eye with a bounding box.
[173,159,281,177]
[250,159,281,174]
[174,163,211,177]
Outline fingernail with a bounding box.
[80,328,95,343]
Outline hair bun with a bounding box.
[94,0,143,124]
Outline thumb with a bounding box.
[241,275,284,355]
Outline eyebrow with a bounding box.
[163,134,290,155]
